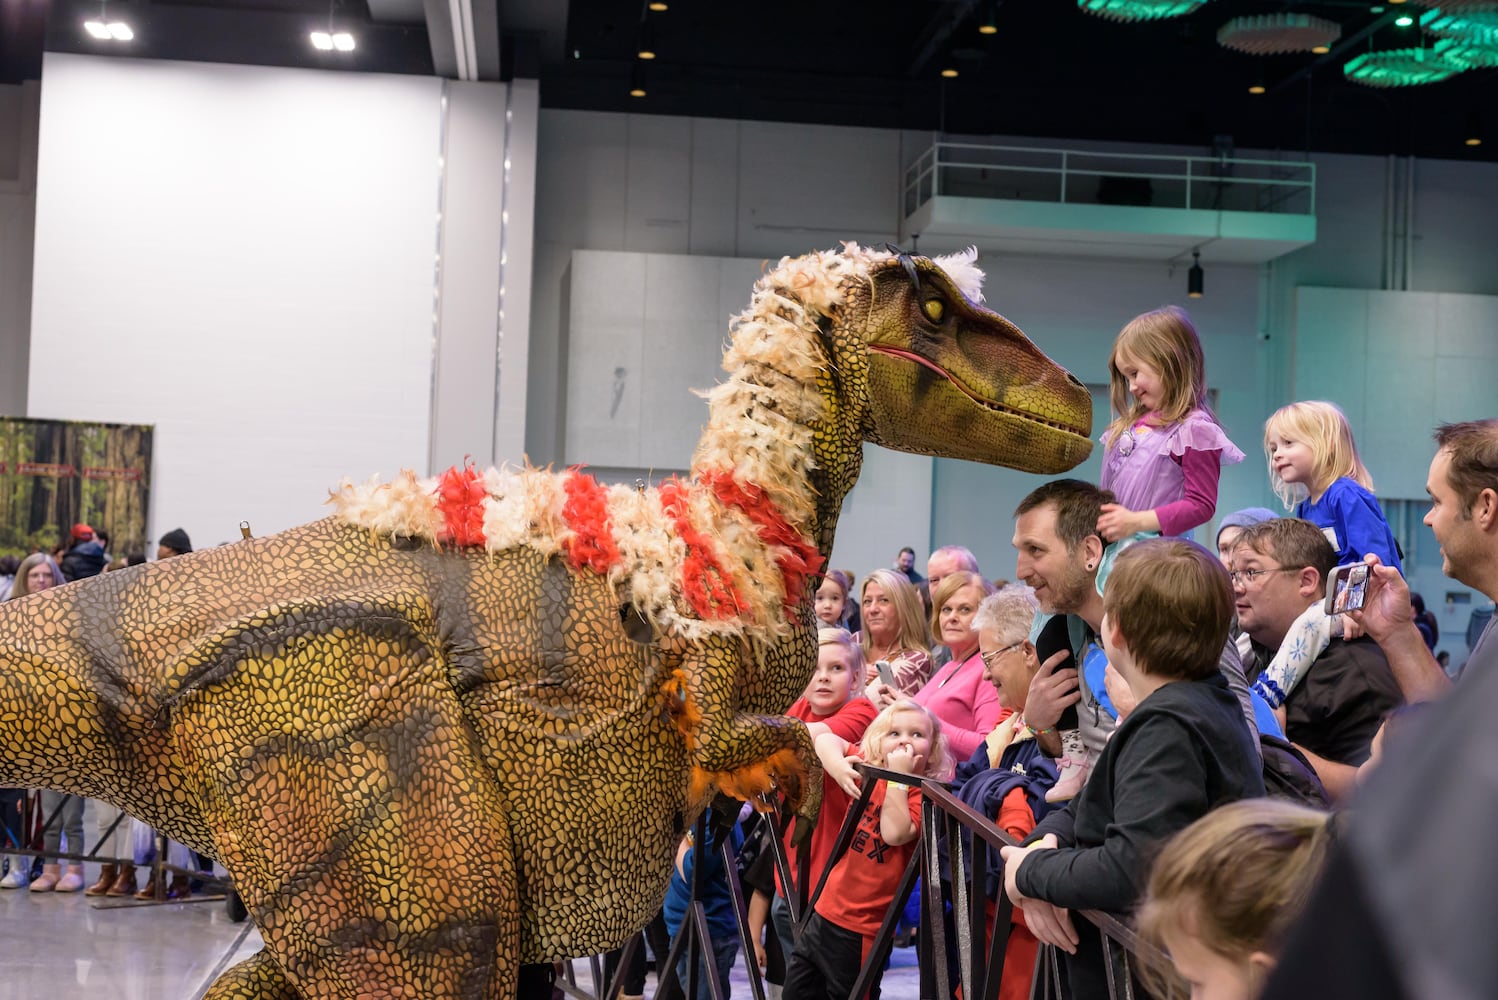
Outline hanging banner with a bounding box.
[0,418,153,558]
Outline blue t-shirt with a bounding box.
[1297,478,1402,573]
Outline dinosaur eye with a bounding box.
[921,297,945,323]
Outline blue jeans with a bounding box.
[674,935,738,1000]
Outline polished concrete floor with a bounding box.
[0,860,922,1000]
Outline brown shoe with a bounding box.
[86,864,118,896]
[165,873,192,901]
[106,863,137,897]
[134,870,159,900]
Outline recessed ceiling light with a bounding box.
[978,23,997,35]
[310,31,333,50]
[108,22,133,40]
[941,67,959,78]
[331,32,355,51]
[1248,84,1266,94]
[630,86,646,97]
[1394,15,1413,26]
[1312,44,1331,54]
[84,20,111,39]
[1466,137,1483,146]
[637,48,655,59]
[648,1,668,9]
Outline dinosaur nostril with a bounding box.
[1067,372,1085,389]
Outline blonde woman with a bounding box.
[855,569,931,698]
[873,571,1000,761]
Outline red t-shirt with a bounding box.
[779,696,878,898]
[813,773,923,939]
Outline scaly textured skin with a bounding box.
[0,245,1091,999]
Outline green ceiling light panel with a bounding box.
[1344,47,1465,85]
[1078,0,1206,22]
[1421,4,1498,45]
[1435,36,1498,67]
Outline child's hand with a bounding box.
[754,940,768,972]
[885,742,923,775]
[1096,503,1139,542]
[824,752,862,797]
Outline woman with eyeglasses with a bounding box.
[944,584,1063,1000]
[871,570,999,761]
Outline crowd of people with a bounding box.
[2,305,1495,1000]
[620,306,1495,1000]
[0,526,213,901]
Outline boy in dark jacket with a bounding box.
[1001,539,1265,1000]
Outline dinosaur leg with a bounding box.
[172,598,522,999]
[200,950,299,1000]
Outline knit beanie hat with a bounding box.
[159,527,193,554]
[1215,507,1279,543]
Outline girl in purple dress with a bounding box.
[1047,307,1244,802]
[1098,306,1244,544]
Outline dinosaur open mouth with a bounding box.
[868,346,1091,439]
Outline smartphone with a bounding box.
[1324,562,1371,616]
[875,659,898,689]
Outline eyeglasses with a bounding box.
[1227,566,1303,587]
[979,642,1024,667]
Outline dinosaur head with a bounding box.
[843,248,1092,474]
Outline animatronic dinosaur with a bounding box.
[0,244,1091,999]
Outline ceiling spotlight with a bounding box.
[629,64,647,98]
[1394,14,1414,26]
[332,32,354,50]
[84,19,133,41]
[941,67,959,78]
[1248,83,1266,94]
[1467,136,1484,146]
[648,1,668,9]
[310,30,334,50]
[637,22,656,59]
[979,5,999,34]
[1187,250,1204,298]
[1312,44,1331,54]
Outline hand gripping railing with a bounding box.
[920,780,1164,1000]
[566,766,1165,1000]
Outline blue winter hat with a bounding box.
[1216,507,1279,543]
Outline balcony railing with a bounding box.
[904,141,1315,219]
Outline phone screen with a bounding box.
[1325,563,1370,616]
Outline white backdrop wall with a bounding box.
[30,55,444,550]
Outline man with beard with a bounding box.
[1010,479,1259,769]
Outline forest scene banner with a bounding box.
[0,418,153,558]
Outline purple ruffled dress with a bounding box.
[1100,408,1245,538]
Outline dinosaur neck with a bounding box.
[689,260,869,565]
[689,341,863,565]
